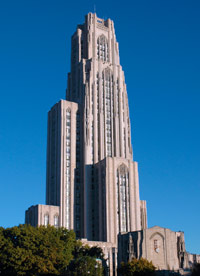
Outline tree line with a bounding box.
[3,224,197,276]
[0,224,103,276]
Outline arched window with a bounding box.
[97,35,109,62]
[154,239,159,252]
[44,214,49,226]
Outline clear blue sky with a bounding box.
[0,0,199,254]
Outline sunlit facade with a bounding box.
[26,12,147,241]
[25,13,200,275]
[26,13,148,275]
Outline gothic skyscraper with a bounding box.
[26,11,147,244]
[25,13,200,275]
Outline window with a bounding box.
[75,111,81,236]
[44,214,49,226]
[154,239,159,252]
[97,35,109,62]
[116,165,129,233]
[54,215,59,227]
[124,128,126,158]
[65,109,71,229]
[103,69,113,157]
[116,79,119,114]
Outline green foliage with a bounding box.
[72,243,104,259]
[191,263,200,276]
[0,225,104,276]
[66,243,104,275]
[0,224,76,276]
[118,257,156,276]
[66,256,103,276]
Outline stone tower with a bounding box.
[25,14,200,275]
[26,13,147,245]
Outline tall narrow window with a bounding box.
[91,121,94,162]
[104,69,113,157]
[54,215,59,228]
[97,35,109,62]
[44,214,49,226]
[75,111,81,237]
[66,109,71,229]
[116,79,119,115]
[96,72,100,160]
[154,240,159,253]
[124,128,126,158]
[116,165,129,232]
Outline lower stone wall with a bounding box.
[118,226,200,273]
[25,204,60,227]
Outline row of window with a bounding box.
[75,112,81,236]
[66,110,71,229]
[44,214,59,227]
[97,35,109,62]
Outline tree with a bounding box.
[66,243,104,276]
[0,224,76,276]
[66,256,103,276]
[191,263,200,276]
[72,242,104,259]
[0,225,105,276]
[118,258,156,276]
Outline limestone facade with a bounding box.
[25,204,59,227]
[26,12,146,242]
[118,226,199,272]
[93,157,145,244]
[25,13,200,275]
[46,100,79,231]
